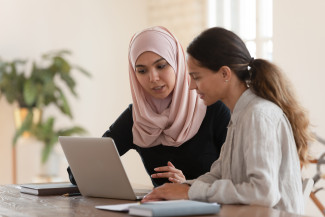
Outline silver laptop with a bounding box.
[59,136,152,200]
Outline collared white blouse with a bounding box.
[187,89,304,214]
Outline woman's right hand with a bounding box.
[141,183,190,203]
[151,161,186,183]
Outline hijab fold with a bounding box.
[129,26,206,148]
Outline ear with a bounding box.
[219,66,232,82]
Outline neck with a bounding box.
[222,82,248,113]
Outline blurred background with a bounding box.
[0,0,324,216]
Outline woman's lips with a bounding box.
[152,85,165,92]
[198,93,204,99]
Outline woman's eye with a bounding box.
[157,64,166,69]
[136,68,146,74]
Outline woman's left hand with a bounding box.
[151,161,186,183]
[141,183,190,203]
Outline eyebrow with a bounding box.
[135,58,165,68]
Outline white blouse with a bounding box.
[187,89,304,214]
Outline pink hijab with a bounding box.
[129,26,206,148]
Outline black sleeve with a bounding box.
[102,104,135,155]
[67,104,135,185]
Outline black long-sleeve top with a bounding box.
[68,101,230,187]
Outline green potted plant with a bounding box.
[0,50,90,163]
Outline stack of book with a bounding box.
[20,182,80,196]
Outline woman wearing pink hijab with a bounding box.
[68,26,230,187]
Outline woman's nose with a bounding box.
[149,70,159,82]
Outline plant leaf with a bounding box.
[12,110,33,145]
[42,50,71,59]
[60,73,77,96]
[58,126,87,136]
[23,79,37,106]
[54,56,71,73]
[56,88,72,118]
[41,135,57,164]
[73,65,91,77]
[41,144,52,164]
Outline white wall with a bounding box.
[0,0,152,186]
[1,0,324,215]
[273,0,325,216]
[147,0,207,48]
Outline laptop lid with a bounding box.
[59,136,150,200]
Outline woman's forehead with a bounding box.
[136,51,162,63]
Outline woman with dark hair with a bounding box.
[67,26,230,187]
[142,27,313,214]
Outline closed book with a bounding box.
[20,182,79,196]
[128,200,220,217]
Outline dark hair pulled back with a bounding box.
[187,27,313,165]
